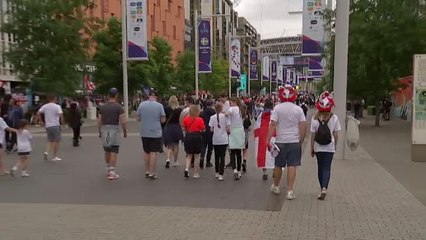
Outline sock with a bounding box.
[108,166,115,172]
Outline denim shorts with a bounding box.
[275,143,302,167]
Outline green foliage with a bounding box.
[199,58,229,95]
[92,17,174,95]
[2,0,93,95]
[174,50,195,93]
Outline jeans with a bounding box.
[214,145,227,175]
[201,132,213,164]
[316,152,334,189]
[230,149,242,171]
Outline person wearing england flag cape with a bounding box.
[254,100,275,180]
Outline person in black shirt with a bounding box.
[162,96,183,168]
[199,99,215,168]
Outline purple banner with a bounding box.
[262,56,270,81]
[308,56,324,72]
[249,49,258,80]
[283,67,287,82]
[198,19,212,73]
[271,61,277,82]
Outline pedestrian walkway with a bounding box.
[1,132,425,239]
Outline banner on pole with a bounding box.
[283,67,288,83]
[277,63,283,84]
[198,18,212,73]
[271,61,277,82]
[127,0,148,60]
[308,56,325,72]
[230,39,241,78]
[250,49,258,80]
[302,0,326,55]
[262,56,270,81]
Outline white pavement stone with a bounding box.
[1,135,426,240]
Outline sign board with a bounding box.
[302,0,326,55]
[198,18,212,73]
[127,0,148,60]
[412,55,426,144]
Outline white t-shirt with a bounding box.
[222,101,230,113]
[17,129,32,153]
[271,102,306,143]
[227,106,243,127]
[209,113,230,145]
[310,114,341,153]
[38,103,63,128]
[0,117,9,145]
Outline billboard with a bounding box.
[412,55,426,145]
[249,49,258,80]
[127,0,148,60]
[271,60,277,82]
[198,18,212,73]
[230,39,241,78]
[302,0,326,55]
[308,56,325,72]
[262,56,270,81]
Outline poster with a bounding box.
[302,0,326,55]
[262,56,270,81]
[198,18,212,73]
[249,49,258,80]
[308,56,325,72]
[127,0,148,60]
[230,39,241,78]
[271,61,277,82]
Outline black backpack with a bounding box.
[315,116,332,145]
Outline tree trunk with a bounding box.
[375,100,381,127]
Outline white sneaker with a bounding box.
[108,171,120,180]
[193,174,200,179]
[286,191,296,200]
[218,175,224,181]
[10,167,17,177]
[52,157,62,161]
[318,188,327,200]
[173,161,179,167]
[270,184,280,195]
[43,152,48,161]
[215,173,220,179]
[21,171,30,177]
[238,172,242,178]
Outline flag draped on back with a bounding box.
[254,111,275,169]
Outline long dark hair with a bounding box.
[214,102,223,128]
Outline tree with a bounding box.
[347,0,426,126]
[3,0,93,95]
[174,50,195,93]
[199,58,229,95]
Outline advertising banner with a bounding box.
[271,61,277,82]
[302,0,326,55]
[127,0,148,60]
[283,67,288,83]
[198,18,212,73]
[280,56,295,66]
[262,56,270,81]
[309,56,324,72]
[412,55,426,145]
[277,64,283,84]
[249,49,258,80]
[230,39,241,78]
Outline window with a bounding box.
[168,0,172,12]
[177,6,182,18]
[173,25,176,40]
[163,21,166,35]
[151,16,155,31]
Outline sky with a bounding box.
[235,0,304,39]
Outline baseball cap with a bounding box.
[109,88,119,97]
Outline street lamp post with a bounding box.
[121,0,129,118]
[333,0,350,160]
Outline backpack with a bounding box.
[315,116,332,145]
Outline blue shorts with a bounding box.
[275,143,302,167]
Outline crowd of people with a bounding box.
[0,86,342,201]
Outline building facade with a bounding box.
[236,17,259,75]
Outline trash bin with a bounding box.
[367,106,376,115]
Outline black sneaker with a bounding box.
[184,170,189,179]
[234,171,239,181]
[242,163,247,173]
[145,173,150,178]
[206,162,213,168]
[165,161,170,169]
[199,160,204,169]
[149,175,158,180]
[262,174,268,180]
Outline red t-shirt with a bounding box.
[183,116,205,133]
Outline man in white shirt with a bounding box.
[267,85,307,199]
[37,96,64,161]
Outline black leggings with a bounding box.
[73,127,81,140]
[214,145,227,175]
[230,149,242,171]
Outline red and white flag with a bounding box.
[254,111,275,169]
[84,74,96,92]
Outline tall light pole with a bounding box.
[121,0,129,118]
[194,0,200,99]
[333,0,350,160]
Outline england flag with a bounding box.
[254,111,275,169]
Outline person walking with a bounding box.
[226,97,246,180]
[137,90,166,180]
[68,102,82,147]
[163,96,183,168]
[267,85,307,199]
[209,103,230,181]
[37,96,64,162]
[0,116,16,176]
[242,110,251,173]
[6,98,24,152]
[199,99,215,169]
[310,91,340,200]
[182,105,205,179]
[97,88,127,180]
[10,120,32,177]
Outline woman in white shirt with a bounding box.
[226,97,245,180]
[209,103,230,181]
[310,92,341,200]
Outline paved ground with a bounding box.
[1,117,426,239]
